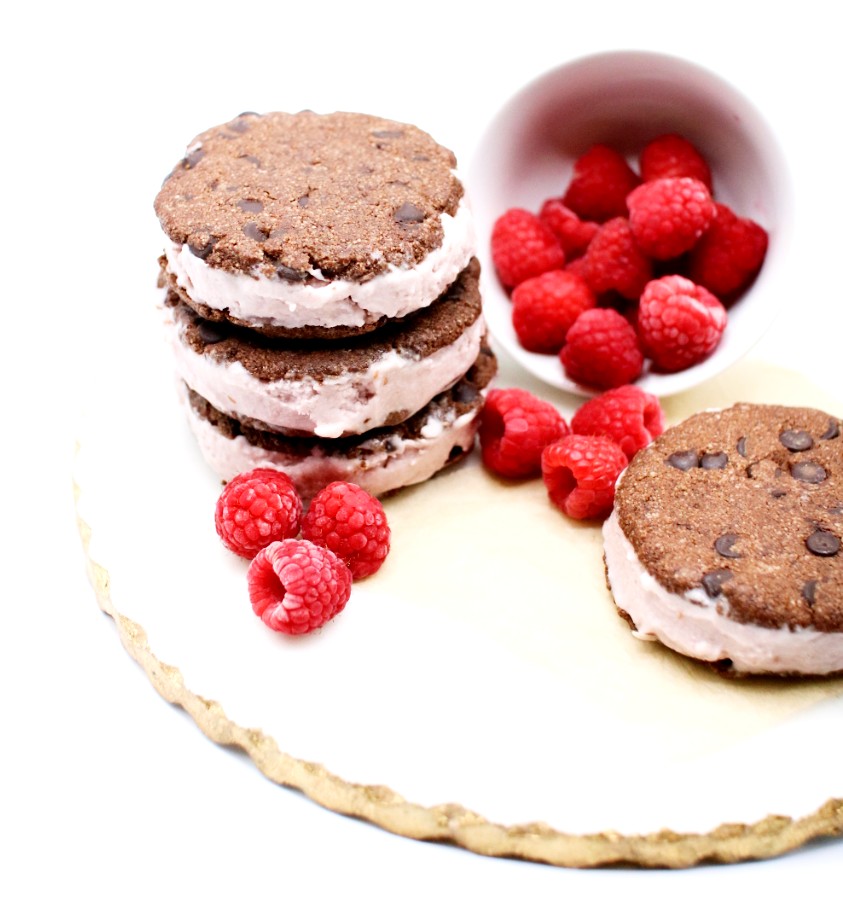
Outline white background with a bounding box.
[4,1,841,910]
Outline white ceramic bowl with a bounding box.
[468,50,792,398]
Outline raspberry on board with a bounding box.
[571,385,665,459]
[562,145,640,223]
[538,198,599,259]
[627,177,716,260]
[637,274,727,373]
[560,308,644,390]
[248,539,353,635]
[511,269,596,354]
[640,134,713,191]
[491,208,565,289]
[541,434,628,521]
[582,217,652,300]
[215,467,303,559]
[479,387,569,479]
[688,203,768,298]
[301,481,391,580]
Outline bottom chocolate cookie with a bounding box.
[603,403,843,676]
[182,348,496,500]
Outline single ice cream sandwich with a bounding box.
[603,403,843,676]
[155,110,475,339]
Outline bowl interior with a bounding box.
[468,51,792,398]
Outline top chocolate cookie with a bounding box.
[155,111,476,336]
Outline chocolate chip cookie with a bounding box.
[603,403,843,675]
[155,111,475,338]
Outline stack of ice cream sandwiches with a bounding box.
[154,110,495,498]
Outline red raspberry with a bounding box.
[562,145,640,222]
[511,269,596,353]
[571,385,665,459]
[300,481,390,580]
[248,539,353,635]
[640,134,712,191]
[480,388,569,479]
[583,217,652,300]
[637,275,727,372]
[564,256,588,281]
[541,435,628,521]
[688,203,768,298]
[215,468,302,559]
[491,208,565,288]
[538,198,599,259]
[560,308,644,390]
[627,177,716,260]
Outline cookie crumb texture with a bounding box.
[154,111,462,281]
[616,403,843,633]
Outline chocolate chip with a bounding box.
[197,320,227,344]
[452,380,478,404]
[276,264,307,282]
[806,531,840,556]
[821,419,841,440]
[243,222,268,242]
[229,118,251,134]
[770,489,787,499]
[702,570,733,598]
[802,580,818,606]
[791,461,827,484]
[237,111,260,117]
[372,129,404,139]
[183,147,205,169]
[715,534,742,558]
[394,202,425,224]
[237,198,263,213]
[736,436,747,457]
[188,237,217,260]
[780,429,814,451]
[298,194,310,208]
[667,450,699,470]
[701,452,728,469]
[239,154,261,167]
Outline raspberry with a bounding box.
[479,388,569,478]
[627,177,716,260]
[583,217,652,299]
[491,208,565,288]
[511,269,596,353]
[541,435,628,521]
[640,133,712,191]
[562,145,640,222]
[300,481,391,580]
[688,203,768,298]
[215,468,303,559]
[571,385,665,459]
[564,256,588,281]
[538,198,599,259]
[248,539,353,635]
[637,275,727,372]
[560,308,643,390]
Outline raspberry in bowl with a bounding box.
[468,51,791,397]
